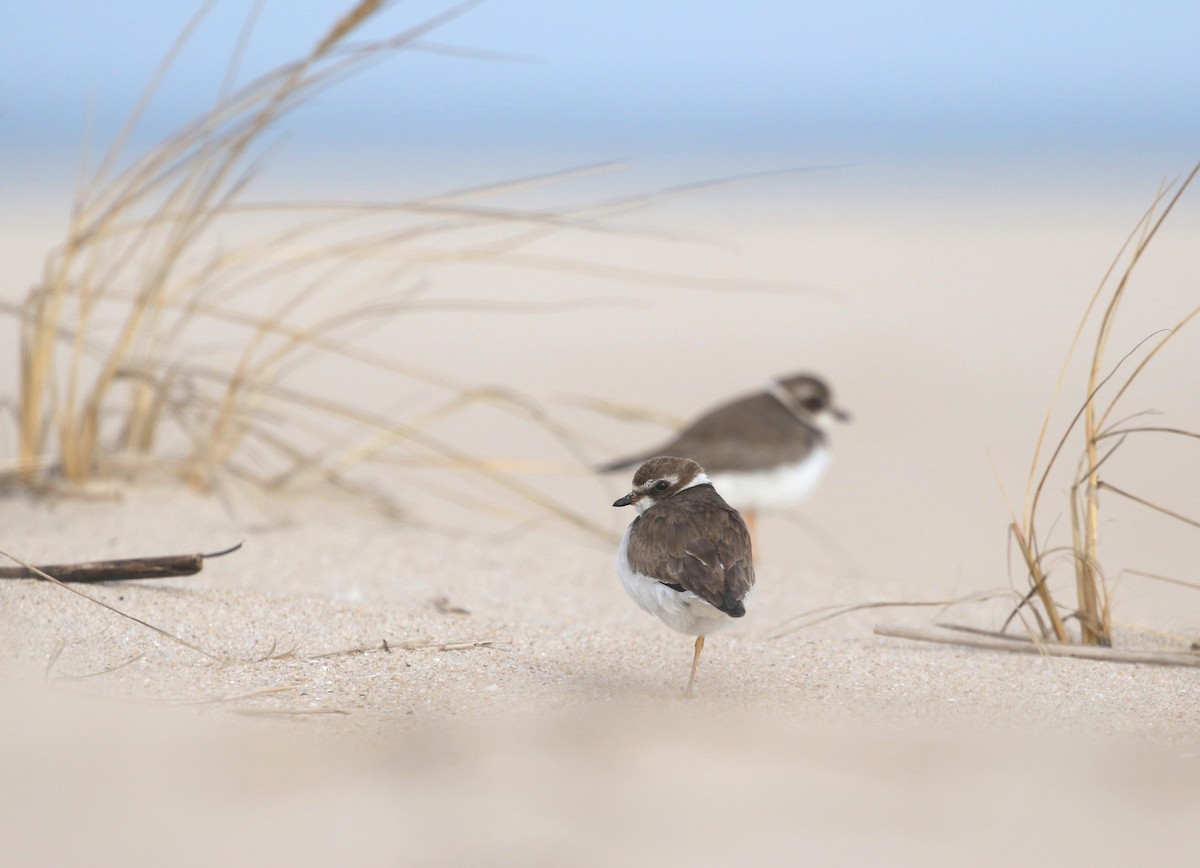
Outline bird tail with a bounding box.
[720,594,746,618]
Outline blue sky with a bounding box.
[1,0,1198,174]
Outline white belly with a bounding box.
[615,524,740,636]
[709,446,830,511]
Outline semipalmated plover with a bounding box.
[612,455,755,697]
[601,373,849,536]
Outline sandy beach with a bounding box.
[4,458,1200,867]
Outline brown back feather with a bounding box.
[625,484,755,615]
[661,393,821,472]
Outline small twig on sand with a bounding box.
[932,622,1036,644]
[231,707,349,717]
[181,685,302,705]
[54,653,146,682]
[0,542,242,583]
[305,634,500,660]
[764,590,1013,639]
[876,623,1200,668]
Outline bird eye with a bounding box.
[654,480,670,491]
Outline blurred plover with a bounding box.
[612,456,755,697]
[601,373,849,538]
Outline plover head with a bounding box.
[774,373,851,425]
[611,455,710,515]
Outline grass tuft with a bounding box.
[3,3,801,537]
[1009,162,1200,646]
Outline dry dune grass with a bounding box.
[3,1,778,537]
[10,2,594,524]
[770,166,1200,660]
[1005,164,1200,648]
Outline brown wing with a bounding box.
[599,392,820,475]
[625,486,755,616]
[660,393,820,473]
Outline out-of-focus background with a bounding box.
[4,3,1200,865]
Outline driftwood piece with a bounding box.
[0,542,242,583]
[875,623,1200,669]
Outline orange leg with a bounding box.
[684,635,705,698]
[743,509,758,557]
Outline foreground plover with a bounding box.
[612,456,755,697]
[600,373,849,538]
